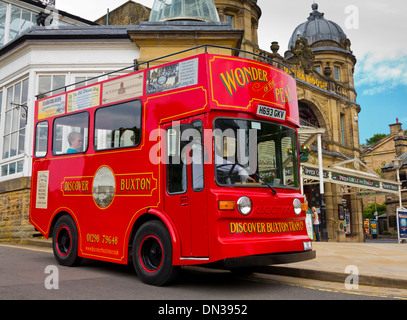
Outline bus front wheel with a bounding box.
[52,215,82,267]
[132,220,179,286]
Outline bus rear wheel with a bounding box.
[52,215,82,267]
[132,221,179,286]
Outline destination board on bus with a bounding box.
[209,55,299,126]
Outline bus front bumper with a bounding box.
[223,250,316,269]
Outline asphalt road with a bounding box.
[0,243,399,304]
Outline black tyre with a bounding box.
[132,220,179,286]
[52,215,82,266]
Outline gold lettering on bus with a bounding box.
[229,221,304,235]
[61,177,93,196]
[64,180,89,192]
[120,178,151,192]
[274,85,294,104]
[220,66,269,98]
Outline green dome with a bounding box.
[149,0,220,22]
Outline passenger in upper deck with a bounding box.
[66,132,83,154]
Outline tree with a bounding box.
[363,203,386,220]
[365,133,386,146]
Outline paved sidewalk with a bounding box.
[259,242,407,289]
[22,238,407,289]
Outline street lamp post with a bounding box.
[317,133,328,241]
[391,158,403,209]
[391,158,406,243]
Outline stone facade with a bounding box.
[0,178,38,242]
[94,1,151,25]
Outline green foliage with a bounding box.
[365,133,386,146]
[363,203,386,220]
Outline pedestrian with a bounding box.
[312,207,320,242]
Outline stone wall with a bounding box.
[0,177,38,242]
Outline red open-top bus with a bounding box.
[30,46,315,285]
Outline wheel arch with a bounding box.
[49,210,78,239]
[127,208,181,264]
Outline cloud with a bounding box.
[355,54,407,95]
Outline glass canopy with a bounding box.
[149,0,220,22]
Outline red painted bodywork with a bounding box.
[30,53,312,266]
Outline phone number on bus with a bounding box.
[86,233,119,246]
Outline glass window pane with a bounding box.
[167,126,188,194]
[214,119,299,189]
[52,75,66,95]
[94,100,142,151]
[12,107,19,131]
[0,2,7,45]
[5,111,11,134]
[38,75,52,97]
[53,112,89,155]
[22,79,29,103]
[17,160,24,173]
[35,121,48,158]
[20,10,33,33]
[334,66,341,81]
[191,121,204,191]
[19,129,25,155]
[2,135,9,159]
[6,86,13,111]
[0,91,2,123]
[9,162,16,175]
[10,132,17,157]
[9,6,21,42]
[1,165,8,176]
[75,77,86,89]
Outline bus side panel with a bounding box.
[30,162,54,238]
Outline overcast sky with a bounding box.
[55,0,407,143]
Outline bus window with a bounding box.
[35,121,48,158]
[191,120,204,192]
[53,112,89,155]
[94,99,142,151]
[214,118,299,189]
[166,125,187,194]
[281,136,297,187]
[166,120,205,194]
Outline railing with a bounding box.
[36,44,295,99]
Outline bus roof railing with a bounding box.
[36,44,295,100]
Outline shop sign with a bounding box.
[397,208,407,240]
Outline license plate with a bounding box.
[257,105,286,120]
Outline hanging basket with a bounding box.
[300,151,309,162]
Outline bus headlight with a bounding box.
[293,198,302,215]
[237,197,252,216]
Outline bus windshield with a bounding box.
[214,118,299,189]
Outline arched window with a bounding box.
[299,102,319,128]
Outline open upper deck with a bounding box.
[35,45,299,127]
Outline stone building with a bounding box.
[257,3,399,242]
[0,0,138,241]
[363,120,407,234]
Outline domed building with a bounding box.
[288,3,347,50]
[259,4,401,242]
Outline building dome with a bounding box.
[288,3,347,49]
[149,0,220,22]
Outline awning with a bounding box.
[298,126,401,196]
[301,162,400,195]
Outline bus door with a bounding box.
[164,117,208,258]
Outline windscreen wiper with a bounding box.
[216,162,277,195]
